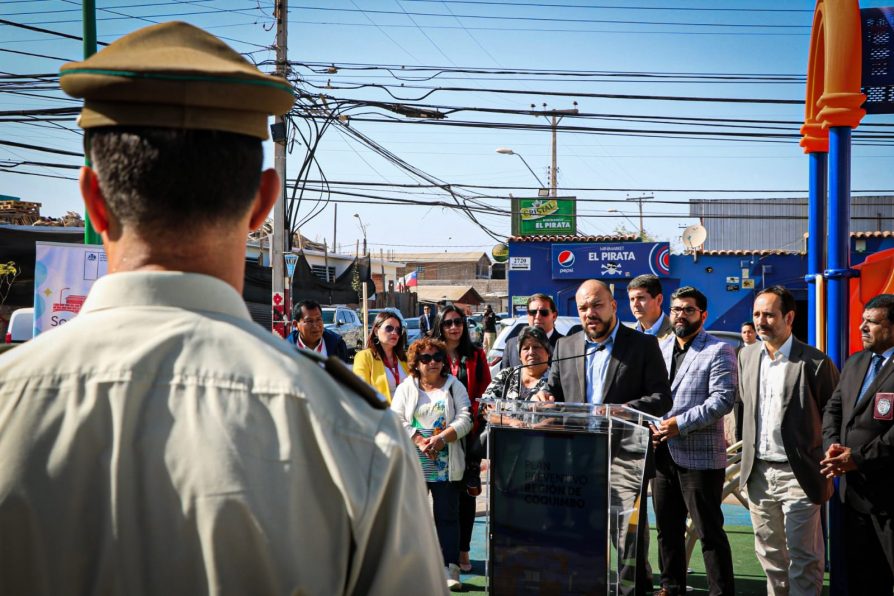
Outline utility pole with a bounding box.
[271,0,288,335]
[538,103,578,197]
[626,194,653,240]
[82,0,101,245]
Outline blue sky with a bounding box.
[2,0,893,255]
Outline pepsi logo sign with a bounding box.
[557,250,575,267]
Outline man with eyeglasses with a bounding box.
[628,274,673,340]
[288,300,350,363]
[738,286,838,596]
[500,293,563,370]
[650,287,736,596]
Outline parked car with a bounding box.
[5,307,34,344]
[322,306,364,356]
[466,315,484,346]
[486,315,582,375]
[404,316,423,345]
[365,308,411,347]
[707,330,746,351]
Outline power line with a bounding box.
[289,5,810,29]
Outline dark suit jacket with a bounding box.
[419,313,434,336]
[823,350,894,515]
[545,323,671,417]
[738,338,839,504]
[500,328,563,371]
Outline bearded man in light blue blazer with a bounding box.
[651,286,737,596]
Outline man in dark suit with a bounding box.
[288,300,350,363]
[500,293,563,370]
[738,286,838,596]
[822,293,894,594]
[536,279,671,595]
[419,304,434,336]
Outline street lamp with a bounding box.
[608,209,643,238]
[353,213,368,255]
[496,147,548,195]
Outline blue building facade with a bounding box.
[507,232,894,340]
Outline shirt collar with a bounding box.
[875,346,894,362]
[637,312,665,336]
[585,318,620,348]
[761,332,794,361]
[80,271,251,321]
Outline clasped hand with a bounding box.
[413,434,444,461]
[649,416,680,448]
[820,443,856,478]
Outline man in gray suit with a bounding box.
[738,286,839,596]
[628,274,674,341]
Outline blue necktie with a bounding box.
[858,354,885,403]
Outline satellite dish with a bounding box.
[682,224,707,250]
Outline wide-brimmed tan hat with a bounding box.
[60,21,294,140]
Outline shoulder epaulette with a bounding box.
[292,346,388,410]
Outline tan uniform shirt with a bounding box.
[0,271,447,596]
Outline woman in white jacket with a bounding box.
[391,337,472,592]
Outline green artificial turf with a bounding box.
[459,523,830,594]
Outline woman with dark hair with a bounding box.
[352,309,408,403]
[430,303,491,572]
[482,325,552,403]
[390,337,471,591]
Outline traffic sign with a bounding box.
[284,253,299,279]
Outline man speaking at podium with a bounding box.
[536,279,671,595]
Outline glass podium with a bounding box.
[482,399,659,596]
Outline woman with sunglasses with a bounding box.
[352,309,408,404]
[390,337,471,591]
[430,303,492,572]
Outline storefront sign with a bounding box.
[550,242,671,280]
[512,197,576,236]
[509,256,531,271]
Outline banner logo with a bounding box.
[557,250,575,267]
[650,244,671,276]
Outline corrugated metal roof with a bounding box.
[697,249,804,256]
[509,234,639,243]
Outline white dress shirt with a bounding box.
[756,333,794,462]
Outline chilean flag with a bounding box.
[398,270,418,291]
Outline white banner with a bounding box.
[34,241,107,337]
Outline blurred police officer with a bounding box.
[0,22,445,596]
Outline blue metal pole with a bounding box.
[806,151,827,347]
[825,126,851,370]
[826,126,852,596]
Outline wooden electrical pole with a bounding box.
[271,0,288,334]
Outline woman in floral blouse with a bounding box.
[390,337,471,591]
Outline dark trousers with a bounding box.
[428,481,461,566]
[843,504,894,595]
[652,444,734,596]
[459,492,475,552]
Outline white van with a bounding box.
[5,307,34,344]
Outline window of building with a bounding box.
[311,265,335,282]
